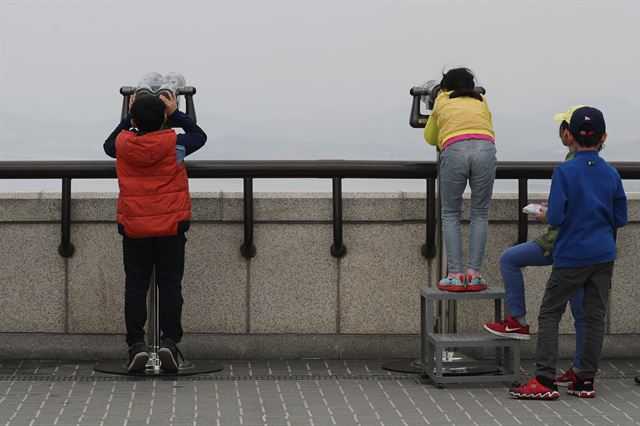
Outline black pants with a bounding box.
[535,261,613,379]
[123,233,186,347]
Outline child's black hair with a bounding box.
[440,67,483,101]
[559,120,569,137]
[130,95,165,133]
[571,122,603,148]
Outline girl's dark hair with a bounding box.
[440,67,483,101]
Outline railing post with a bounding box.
[421,178,436,258]
[58,177,75,257]
[517,178,528,244]
[240,177,257,258]
[330,177,347,258]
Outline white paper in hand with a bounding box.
[522,203,544,215]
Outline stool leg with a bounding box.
[421,295,428,369]
[513,343,520,378]
[504,346,511,374]
[494,298,502,367]
[428,340,435,375]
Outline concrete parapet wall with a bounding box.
[0,192,638,359]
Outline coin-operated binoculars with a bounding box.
[409,80,486,128]
[119,72,197,123]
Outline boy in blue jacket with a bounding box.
[510,106,627,400]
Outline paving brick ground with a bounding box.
[1,359,639,425]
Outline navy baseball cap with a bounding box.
[569,106,606,137]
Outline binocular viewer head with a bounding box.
[119,72,197,123]
[120,86,197,97]
[121,72,194,98]
[409,81,485,128]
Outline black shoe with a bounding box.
[158,338,183,373]
[127,342,149,373]
[635,376,639,384]
[567,376,596,398]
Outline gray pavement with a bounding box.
[1,359,639,426]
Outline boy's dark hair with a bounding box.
[571,122,603,147]
[559,120,569,137]
[130,95,165,133]
[440,67,483,101]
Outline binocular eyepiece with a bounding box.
[410,80,442,111]
[409,80,486,128]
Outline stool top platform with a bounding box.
[421,286,505,300]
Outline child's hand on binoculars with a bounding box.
[160,92,178,117]
[128,94,136,110]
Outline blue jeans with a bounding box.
[501,241,585,368]
[440,139,497,273]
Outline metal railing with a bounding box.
[1,160,639,259]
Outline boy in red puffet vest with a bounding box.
[104,92,206,373]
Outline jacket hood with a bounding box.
[116,129,176,168]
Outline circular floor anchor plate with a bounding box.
[381,360,424,374]
[94,360,223,377]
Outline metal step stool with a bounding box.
[421,286,520,387]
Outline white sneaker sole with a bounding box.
[567,389,596,398]
[483,325,530,340]
[158,348,179,373]
[509,390,559,400]
[127,352,149,373]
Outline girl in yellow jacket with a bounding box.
[424,68,496,292]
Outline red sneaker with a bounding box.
[556,367,578,387]
[438,274,466,292]
[483,316,530,340]
[567,377,596,398]
[509,376,559,400]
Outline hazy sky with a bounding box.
[0,0,638,193]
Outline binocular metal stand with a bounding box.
[95,270,223,376]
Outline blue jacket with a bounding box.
[546,150,627,268]
[104,110,206,160]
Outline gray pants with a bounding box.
[535,262,613,379]
[440,140,497,272]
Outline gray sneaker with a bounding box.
[158,338,183,373]
[127,342,149,373]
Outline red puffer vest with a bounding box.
[115,129,191,238]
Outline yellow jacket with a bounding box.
[423,91,495,150]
